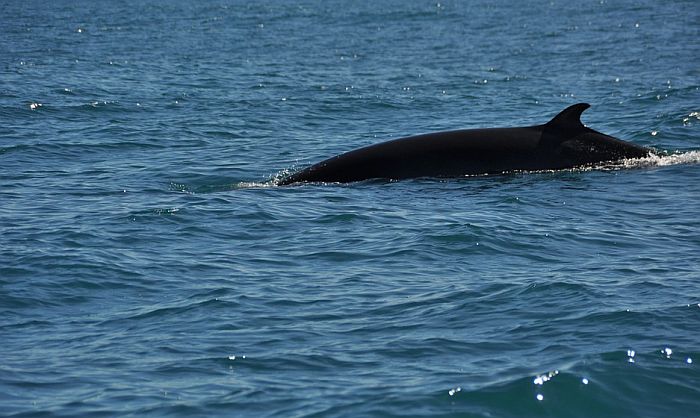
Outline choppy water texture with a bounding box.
[2,1,700,416]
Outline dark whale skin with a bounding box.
[279,103,651,185]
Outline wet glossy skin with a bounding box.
[279,103,651,185]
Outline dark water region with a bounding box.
[1,0,699,416]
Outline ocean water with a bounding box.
[1,0,699,416]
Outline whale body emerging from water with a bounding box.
[278,103,652,185]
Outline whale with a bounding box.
[278,103,652,185]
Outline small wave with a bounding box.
[0,141,165,157]
[234,180,277,189]
[621,150,700,168]
[585,150,700,172]
[169,180,276,193]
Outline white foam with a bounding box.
[616,150,700,169]
[234,181,278,189]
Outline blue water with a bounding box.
[2,0,699,416]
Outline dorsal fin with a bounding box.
[545,103,590,130]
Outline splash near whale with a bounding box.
[278,103,653,185]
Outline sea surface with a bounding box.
[1,1,699,416]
